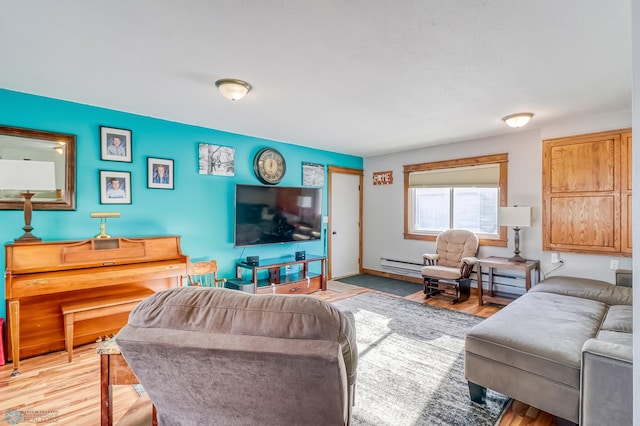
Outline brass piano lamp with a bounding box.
[90,212,121,238]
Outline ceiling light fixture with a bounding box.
[215,78,252,101]
[502,112,534,128]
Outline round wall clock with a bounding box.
[253,148,286,185]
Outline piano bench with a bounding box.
[61,288,154,362]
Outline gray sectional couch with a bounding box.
[464,276,632,425]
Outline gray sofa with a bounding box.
[116,287,358,426]
[465,276,632,425]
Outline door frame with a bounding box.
[327,166,363,279]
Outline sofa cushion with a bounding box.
[529,276,632,306]
[466,291,606,389]
[600,305,632,333]
[595,330,633,346]
[127,286,358,383]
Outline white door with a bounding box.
[329,168,362,279]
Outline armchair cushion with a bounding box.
[434,229,479,268]
[421,265,463,280]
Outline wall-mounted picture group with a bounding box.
[97,129,326,204]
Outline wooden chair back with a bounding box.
[188,260,227,287]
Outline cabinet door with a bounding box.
[621,131,632,254]
[543,130,623,254]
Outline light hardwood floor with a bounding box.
[0,284,556,425]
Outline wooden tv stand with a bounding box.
[235,255,326,294]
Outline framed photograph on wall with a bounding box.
[198,143,235,176]
[302,162,325,186]
[147,157,174,189]
[100,126,132,162]
[100,170,131,204]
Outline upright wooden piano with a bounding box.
[4,235,188,374]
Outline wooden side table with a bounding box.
[98,339,157,426]
[477,256,540,306]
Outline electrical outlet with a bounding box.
[610,259,619,270]
[551,253,560,264]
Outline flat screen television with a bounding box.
[234,184,323,247]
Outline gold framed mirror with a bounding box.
[0,125,76,210]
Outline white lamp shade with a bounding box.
[0,159,56,191]
[215,79,251,101]
[502,113,533,128]
[499,206,531,227]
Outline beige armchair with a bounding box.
[115,287,358,426]
[422,229,478,304]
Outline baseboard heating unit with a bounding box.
[380,258,423,278]
[380,257,528,297]
[477,270,530,297]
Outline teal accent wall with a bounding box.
[0,89,363,320]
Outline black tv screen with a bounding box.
[234,184,323,247]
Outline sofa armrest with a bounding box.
[423,253,439,265]
[341,310,358,385]
[580,338,632,426]
[460,257,477,277]
[461,256,477,266]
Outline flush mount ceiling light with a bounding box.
[215,78,252,101]
[502,112,534,128]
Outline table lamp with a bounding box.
[90,212,121,238]
[499,206,531,262]
[0,159,56,243]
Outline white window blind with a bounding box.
[408,164,500,188]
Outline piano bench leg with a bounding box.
[64,312,75,363]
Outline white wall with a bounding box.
[631,0,639,422]
[363,110,631,284]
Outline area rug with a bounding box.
[336,274,423,296]
[333,292,510,426]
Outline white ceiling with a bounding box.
[0,1,631,157]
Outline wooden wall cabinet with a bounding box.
[621,131,632,254]
[542,128,631,256]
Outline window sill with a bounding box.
[403,232,507,247]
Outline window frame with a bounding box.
[403,153,508,247]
